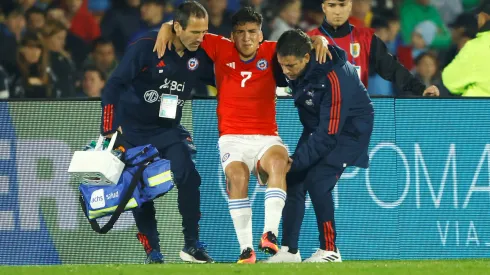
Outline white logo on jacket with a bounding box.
[144,90,159,103]
[159,78,186,93]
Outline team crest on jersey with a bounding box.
[350,43,360,58]
[256,59,268,71]
[187,58,199,71]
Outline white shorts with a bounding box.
[218,135,287,175]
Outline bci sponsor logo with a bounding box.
[159,78,185,93]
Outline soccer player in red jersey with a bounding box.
[154,7,330,263]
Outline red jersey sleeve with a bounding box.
[200,33,233,61]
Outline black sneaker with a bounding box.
[179,241,215,263]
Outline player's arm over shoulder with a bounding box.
[203,33,232,42]
[260,40,279,64]
[261,40,277,54]
[201,33,233,61]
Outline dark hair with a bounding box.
[463,25,478,39]
[380,9,399,23]
[84,65,107,82]
[414,51,439,68]
[25,7,46,19]
[231,7,263,29]
[450,12,478,39]
[371,16,389,30]
[6,7,24,18]
[141,0,166,6]
[276,29,312,58]
[141,0,167,6]
[19,31,43,49]
[17,32,51,95]
[110,0,130,9]
[45,4,63,13]
[91,37,113,52]
[41,19,67,37]
[174,1,208,30]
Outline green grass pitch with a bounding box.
[2,260,490,275]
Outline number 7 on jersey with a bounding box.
[241,71,252,87]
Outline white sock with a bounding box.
[229,198,253,252]
[263,188,286,236]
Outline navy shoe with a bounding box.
[179,241,214,263]
[145,250,164,264]
[137,233,164,264]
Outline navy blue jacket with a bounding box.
[288,45,374,172]
[101,31,214,141]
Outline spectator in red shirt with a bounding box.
[64,0,101,43]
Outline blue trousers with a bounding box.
[281,162,344,251]
[125,126,200,252]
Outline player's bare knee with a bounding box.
[261,146,288,171]
[225,163,249,198]
[228,177,249,198]
[263,154,288,175]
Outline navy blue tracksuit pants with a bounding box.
[124,126,200,252]
[281,161,344,251]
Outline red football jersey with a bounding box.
[200,34,278,136]
[308,27,374,87]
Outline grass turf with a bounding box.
[1,260,490,275]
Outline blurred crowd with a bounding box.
[0,0,488,99]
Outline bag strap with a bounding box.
[125,146,159,167]
[79,164,147,234]
[126,152,159,167]
[124,145,153,163]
